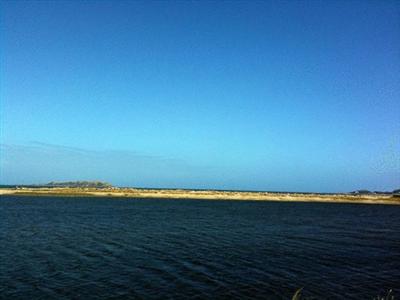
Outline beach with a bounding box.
[1,187,398,205]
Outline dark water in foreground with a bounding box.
[1,196,399,299]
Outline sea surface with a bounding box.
[1,196,399,299]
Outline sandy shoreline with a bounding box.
[1,187,399,205]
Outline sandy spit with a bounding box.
[1,188,399,205]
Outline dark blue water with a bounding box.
[1,196,399,299]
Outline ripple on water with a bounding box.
[0,196,399,299]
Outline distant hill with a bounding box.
[45,181,113,188]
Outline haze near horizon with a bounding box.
[0,1,399,192]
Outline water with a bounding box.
[1,196,399,299]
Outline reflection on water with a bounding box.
[1,196,399,299]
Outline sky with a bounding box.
[0,0,399,192]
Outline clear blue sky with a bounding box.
[1,0,399,192]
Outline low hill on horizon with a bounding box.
[45,181,113,188]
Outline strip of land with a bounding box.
[1,187,399,205]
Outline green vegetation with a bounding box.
[292,288,395,300]
[45,181,113,188]
[292,288,303,300]
[374,289,395,300]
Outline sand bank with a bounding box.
[1,187,399,205]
